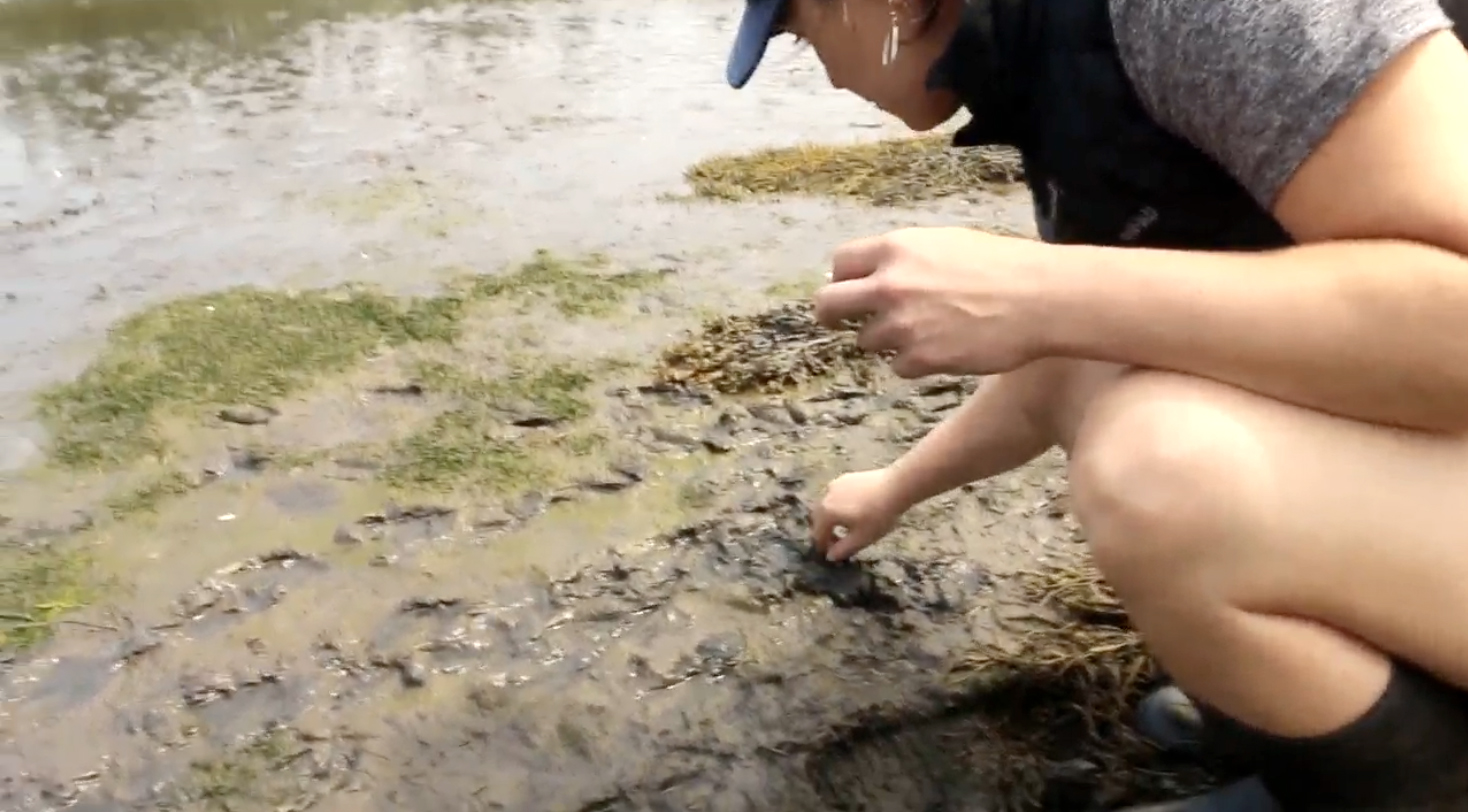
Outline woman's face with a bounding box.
[780,0,963,130]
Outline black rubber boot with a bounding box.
[1122,685,1280,811]
[1113,777,1279,812]
[1206,661,1468,811]
[1121,661,1468,811]
[1135,684,1206,754]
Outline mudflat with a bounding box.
[0,1,1217,808]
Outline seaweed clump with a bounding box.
[653,301,874,394]
[685,134,1023,206]
[0,542,92,651]
[33,249,653,471]
[468,249,667,318]
[37,286,465,469]
[951,558,1221,810]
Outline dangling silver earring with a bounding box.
[882,6,901,66]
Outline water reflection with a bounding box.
[0,0,875,222]
[0,0,945,456]
[2,0,530,134]
[0,113,25,188]
[0,0,449,54]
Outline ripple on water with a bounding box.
[0,0,990,447]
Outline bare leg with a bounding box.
[1058,364,1468,738]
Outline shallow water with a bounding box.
[0,0,1032,471]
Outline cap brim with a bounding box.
[727,0,785,88]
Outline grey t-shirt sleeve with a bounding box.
[1108,0,1453,209]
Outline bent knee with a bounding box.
[1068,371,1280,591]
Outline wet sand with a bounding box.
[0,1,1201,810]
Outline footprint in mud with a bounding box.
[263,478,341,515]
[11,652,122,714]
[360,495,1003,812]
[351,502,459,549]
[178,664,316,745]
[201,446,272,481]
[171,549,328,631]
[806,714,995,812]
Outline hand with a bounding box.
[813,227,1057,378]
[811,468,908,562]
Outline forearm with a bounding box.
[885,366,1057,510]
[1043,238,1468,433]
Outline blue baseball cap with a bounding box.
[727,0,789,88]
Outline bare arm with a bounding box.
[883,363,1056,510]
[1042,31,1468,433]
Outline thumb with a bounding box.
[825,525,877,562]
[811,502,841,555]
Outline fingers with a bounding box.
[817,232,898,329]
[812,500,864,561]
[813,506,867,563]
[812,277,882,329]
[811,502,839,555]
[887,352,929,379]
[830,234,890,283]
[825,528,872,562]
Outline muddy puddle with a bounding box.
[0,0,1213,809]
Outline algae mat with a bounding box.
[684,134,1024,206]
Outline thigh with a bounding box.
[1057,364,1468,688]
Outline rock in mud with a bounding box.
[367,382,426,398]
[201,445,271,479]
[180,665,284,707]
[575,468,642,493]
[332,524,364,546]
[361,503,456,525]
[645,425,702,450]
[116,629,163,664]
[217,405,279,426]
[745,402,791,426]
[172,549,326,622]
[468,505,516,531]
[396,656,429,687]
[503,404,566,428]
[916,376,974,398]
[611,456,649,482]
[356,503,459,546]
[700,426,736,453]
[507,491,550,520]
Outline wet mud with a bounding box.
[0,337,1213,811]
[0,0,1209,809]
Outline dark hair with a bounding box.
[911,0,945,34]
[786,0,945,50]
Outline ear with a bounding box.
[892,0,935,43]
